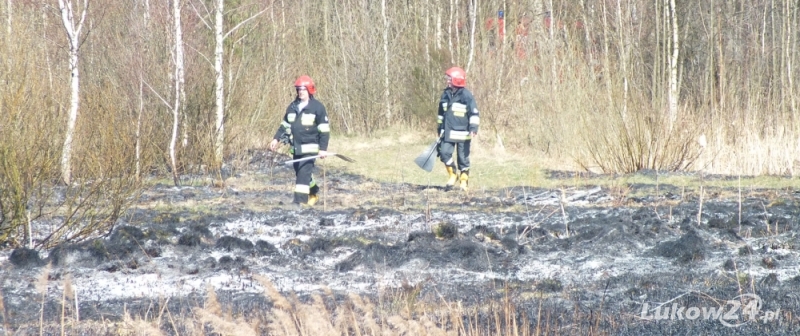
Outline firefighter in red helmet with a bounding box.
[269,75,331,206]
[438,67,479,191]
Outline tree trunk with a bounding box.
[667,0,679,130]
[448,0,454,63]
[136,76,142,181]
[465,0,476,72]
[601,0,613,108]
[617,0,629,121]
[57,0,88,185]
[785,0,796,122]
[191,0,265,173]
[424,0,429,63]
[5,0,10,37]
[143,0,149,25]
[214,0,224,169]
[435,1,441,50]
[454,0,460,63]
[171,0,185,186]
[43,5,54,91]
[381,0,390,123]
[651,0,662,110]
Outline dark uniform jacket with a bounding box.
[437,87,480,143]
[273,97,331,155]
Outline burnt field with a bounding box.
[2,150,800,335]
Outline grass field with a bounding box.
[322,130,800,192]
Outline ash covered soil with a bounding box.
[3,150,800,335]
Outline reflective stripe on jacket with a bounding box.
[437,87,479,143]
[273,98,330,154]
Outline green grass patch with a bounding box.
[324,130,800,191]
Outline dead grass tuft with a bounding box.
[194,307,258,336]
[118,310,164,336]
[255,275,293,311]
[204,284,222,316]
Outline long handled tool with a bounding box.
[414,135,442,172]
[284,152,353,211]
[283,153,356,165]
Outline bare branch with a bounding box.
[186,43,213,68]
[224,8,268,39]
[73,0,88,39]
[189,0,211,30]
[142,80,173,111]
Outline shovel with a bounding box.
[414,136,442,172]
[284,153,355,165]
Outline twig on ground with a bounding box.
[559,188,570,238]
[697,185,704,225]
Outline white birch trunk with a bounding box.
[448,0,454,63]
[580,0,594,69]
[424,0,429,63]
[549,0,558,89]
[501,0,506,46]
[617,0,628,120]
[143,0,149,25]
[493,0,506,103]
[189,0,265,171]
[5,0,10,37]
[667,0,679,130]
[454,0,460,63]
[56,0,88,185]
[785,0,796,119]
[381,0,390,123]
[435,2,441,50]
[136,76,143,181]
[214,0,224,167]
[465,0,476,72]
[171,0,185,185]
[601,1,613,107]
[43,7,53,91]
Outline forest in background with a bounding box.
[2,0,800,246]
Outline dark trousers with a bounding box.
[292,154,319,204]
[438,140,471,171]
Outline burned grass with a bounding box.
[2,151,800,334]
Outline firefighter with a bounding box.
[437,67,479,191]
[269,75,331,206]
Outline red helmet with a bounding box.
[445,67,466,87]
[294,75,316,95]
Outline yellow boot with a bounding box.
[445,166,458,187]
[459,171,469,191]
[307,194,319,206]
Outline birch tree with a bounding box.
[465,0,476,73]
[448,0,454,63]
[381,0,390,123]
[171,0,185,186]
[135,0,152,181]
[213,0,224,168]
[5,0,10,36]
[667,0,679,130]
[192,0,265,170]
[56,0,88,185]
[616,0,630,120]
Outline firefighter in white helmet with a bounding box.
[437,67,480,191]
[269,75,331,206]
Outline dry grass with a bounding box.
[2,273,623,335]
[324,128,565,191]
[321,129,800,192]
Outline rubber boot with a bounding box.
[446,166,458,187]
[307,194,319,206]
[459,170,469,191]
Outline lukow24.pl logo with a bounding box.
[641,294,781,327]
